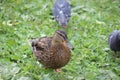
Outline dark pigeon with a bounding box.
[53,0,71,28]
[108,30,120,58]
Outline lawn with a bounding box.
[0,0,120,80]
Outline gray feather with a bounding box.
[53,0,71,26]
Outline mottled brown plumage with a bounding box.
[29,30,73,72]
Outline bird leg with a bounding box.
[114,51,118,59]
[54,68,62,73]
[63,26,67,28]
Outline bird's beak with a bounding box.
[66,41,74,50]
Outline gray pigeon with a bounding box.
[108,30,120,58]
[53,0,71,28]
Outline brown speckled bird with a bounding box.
[29,30,73,72]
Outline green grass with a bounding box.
[0,0,120,80]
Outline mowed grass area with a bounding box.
[0,0,120,80]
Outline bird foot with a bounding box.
[114,53,118,59]
[63,26,67,28]
[54,68,62,73]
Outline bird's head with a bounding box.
[52,30,74,50]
